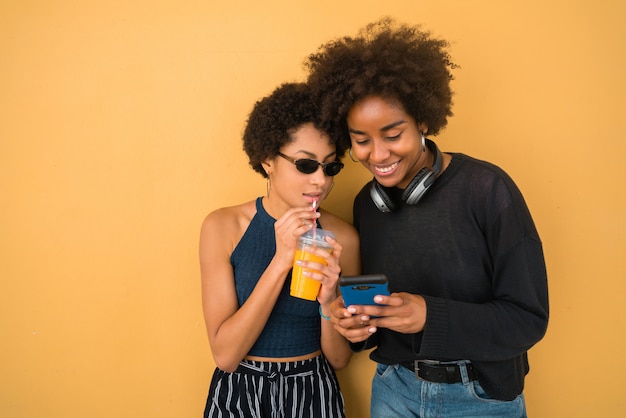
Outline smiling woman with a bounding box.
[198,82,361,417]
[305,18,549,417]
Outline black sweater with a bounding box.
[352,152,549,401]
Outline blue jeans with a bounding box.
[370,363,526,418]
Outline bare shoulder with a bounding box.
[319,208,360,275]
[201,200,257,254]
[318,209,359,245]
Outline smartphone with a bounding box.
[339,274,390,307]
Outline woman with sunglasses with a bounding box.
[305,18,549,417]
[199,82,360,417]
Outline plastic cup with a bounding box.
[290,229,335,300]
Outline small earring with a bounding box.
[349,148,359,162]
[266,178,271,198]
[421,132,426,153]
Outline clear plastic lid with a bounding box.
[298,229,335,249]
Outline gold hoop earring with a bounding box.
[323,182,334,200]
[266,178,270,198]
[349,148,359,162]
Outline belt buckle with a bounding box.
[414,359,440,382]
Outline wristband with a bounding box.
[319,305,331,321]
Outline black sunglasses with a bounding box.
[277,152,344,176]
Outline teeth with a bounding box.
[374,162,398,174]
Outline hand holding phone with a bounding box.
[339,274,390,307]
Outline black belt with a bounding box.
[400,360,476,384]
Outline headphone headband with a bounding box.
[428,139,443,177]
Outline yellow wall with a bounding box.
[1,1,625,417]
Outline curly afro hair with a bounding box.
[305,17,458,151]
[242,82,347,178]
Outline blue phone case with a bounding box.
[339,274,389,306]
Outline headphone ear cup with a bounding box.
[403,139,443,205]
[402,168,432,205]
[370,181,396,213]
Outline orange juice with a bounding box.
[290,229,335,301]
[291,249,330,300]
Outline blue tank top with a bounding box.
[231,197,321,357]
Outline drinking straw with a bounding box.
[311,200,317,239]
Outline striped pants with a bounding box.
[204,355,345,418]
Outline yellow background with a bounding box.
[1,1,625,417]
